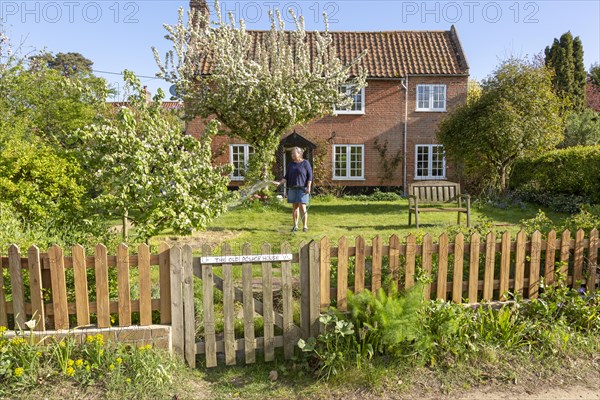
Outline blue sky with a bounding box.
[1,1,598,99]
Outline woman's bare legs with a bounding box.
[299,203,308,229]
[292,203,300,229]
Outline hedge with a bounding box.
[510,145,600,203]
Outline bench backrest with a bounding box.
[409,181,461,204]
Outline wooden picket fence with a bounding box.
[0,228,598,369]
[0,243,172,331]
[317,228,599,311]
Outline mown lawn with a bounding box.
[157,196,567,252]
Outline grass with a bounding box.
[152,196,568,252]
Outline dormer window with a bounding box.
[334,85,365,115]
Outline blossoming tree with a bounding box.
[154,0,367,182]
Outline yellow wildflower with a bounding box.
[108,364,115,371]
[86,335,95,344]
[75,359,84,367]
[11,337,26,346]
[0,326,7,333]
[95,334,105,345]
[67,359,75,367]
[85,365,91,372]
[13,367,24,377]
[59,341,66,348]
[125,378,131,384]
[115,357,122,365]
[66,367,75,377]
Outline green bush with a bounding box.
[511,145,600,204]
[343,189,402,202]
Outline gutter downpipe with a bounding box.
[401,75,409,195]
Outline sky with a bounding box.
[1,0,599,100]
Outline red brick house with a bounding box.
[186,26,469,193]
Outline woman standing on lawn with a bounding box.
[274,147,312,232]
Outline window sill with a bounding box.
[333,110,365,116]
[415,109,446,113]
[332,177,365,181]
[230,177,245,181]
[414,177,447,181]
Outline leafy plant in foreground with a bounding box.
[348,284,424,357]
[297,313,356,380]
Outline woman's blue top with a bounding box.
[285,160,313,188]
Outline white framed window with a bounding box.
[415,145,446,179]
[334,85,365,115]
[229,144,254,181]
[333,145,364,180]
[416,84,446,111]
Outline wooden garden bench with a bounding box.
[408,180,471,228]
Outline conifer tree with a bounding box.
[545,31,586,111]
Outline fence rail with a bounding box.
[0,228,598,368]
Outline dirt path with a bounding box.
[457,386,600,400]
[159,229,240,249]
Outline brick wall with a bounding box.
[187,75,468,190]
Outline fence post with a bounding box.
[170,245,184,360]
[468,233,480,303]
[436,233,449,301]
[372,235,383,293]
[405,234,416,290]
[589,229,598,291]
[281,242,295,359]
[529,231,542,299]
[452,233,464,303]
[9,245,26,329]
[514,231,526,295]
[117,244,131,327]
[138,244,152,326]
[48,245,69,330]
[222,243,236,366]
[159,243,172,324]
[299,241,310,339]
[201,244,218,368]
[308,240,321,336]
[336,237,349,311]
[573,229,585,286]
[182,245,196,368]
[0,254,6,327]
[72,245,90,327]
[499,232,511,300]
[95,244,110,329]
[241,243,255,365]
[27,246,45,331]
[319,237,330,312]
[422,234,432,300]
[262,243,275,362]
[482,232,495,301]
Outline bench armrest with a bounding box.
[408,194,418,207]
[457,194,471,208]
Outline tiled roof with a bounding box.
[197,25,468,78]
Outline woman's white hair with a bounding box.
[291,147,304,157]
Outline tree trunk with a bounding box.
[122,209,129,241]
[500,165,507,194]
